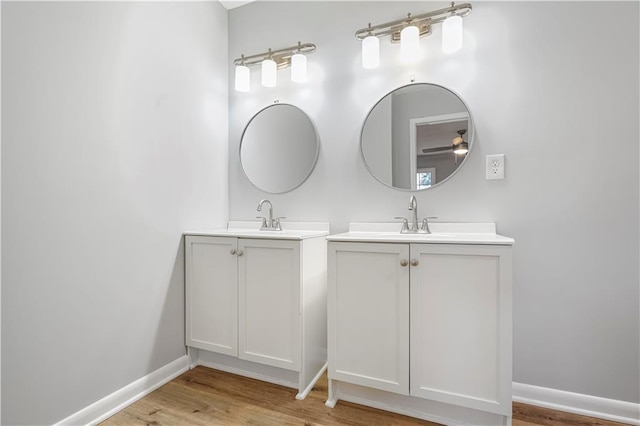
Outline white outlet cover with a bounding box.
[486,154,505,180]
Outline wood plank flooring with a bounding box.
[101,366,627,426]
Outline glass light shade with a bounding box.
[291,53,307,83]
[400,25,420,62]
[234,65,250,92]
[442,15,463,53]
[362,35,380,69]
[261,58,277,87]
[453,141,469,155]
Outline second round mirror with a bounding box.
[361,83,474,191]
[240,104,319,194]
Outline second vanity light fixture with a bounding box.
[234,42,317,92]
[356,2,472,69]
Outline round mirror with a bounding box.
[361,83,474,191]
[240,103,319,193]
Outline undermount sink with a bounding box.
[385,232,456,238]
[327,223,514,245]
[184,221,330,241]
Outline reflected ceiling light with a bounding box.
[442,14,463,53]
[362,31,380,69]
[452,129,469,155]
[234,60,250,92]
[233,42,317,92]
[355,2,471,69]
[453,141,469,155]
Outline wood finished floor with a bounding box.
[101,366,627,426]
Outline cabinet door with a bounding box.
[185,236,238,356]
[238,239,301,371]
[410,244,512,415]
[328,242,410,395]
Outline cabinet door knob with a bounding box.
[237,250,244,256]
[411,259,419,267]
[400,260,408,267]
[230,249,237,255]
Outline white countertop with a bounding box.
[184,221,330,241]
[327,222,514,245]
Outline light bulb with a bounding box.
[261,58,277,87]
[234,65,250,92]
[291,53,307,83]
[362,35,379,69]
[453,141,469,155]
[442,15,463,53]
[400,25,420,63]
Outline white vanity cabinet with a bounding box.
[237,238,302,370]
[409,243,512,416]
[327,223,514,426]
[184,222,329,400]
[185,236,238,356]
[328,242,410,394]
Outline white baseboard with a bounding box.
[295,363,327,400]
[54,355,190,426]
[513,382,640,425]
[50,358,640,426]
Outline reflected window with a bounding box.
[417,168,436,190]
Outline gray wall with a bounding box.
[1,2,228,424]
[229,1,639,403]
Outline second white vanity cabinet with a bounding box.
[327,223,514,426]
[328,242,410,394]
[184,222,329,399]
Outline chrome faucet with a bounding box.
[257,199,284,231]
[395,196,435,234]
[409,195,419,232]
[257,199,273,229]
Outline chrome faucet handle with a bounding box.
[273,217,286,231]
[256,216,269,230]
[421,217,438,233]
[394,216,410,234]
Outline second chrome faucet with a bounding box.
[395,195,435,234]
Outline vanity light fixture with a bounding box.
[442,13,464,53]
[452,129,469,155]
[400,21,420,63]
[235,60,250,92]
[291,52,307,83]
[361,30,380,69]
[233,42,317,92]
[355,2,471,68]
[261,53,277,88]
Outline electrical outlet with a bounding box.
[486,154,505,180]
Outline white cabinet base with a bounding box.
[185,224,329,402]
[326,224,514,426]
[190,348,327,400]
[326,378,512,426]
